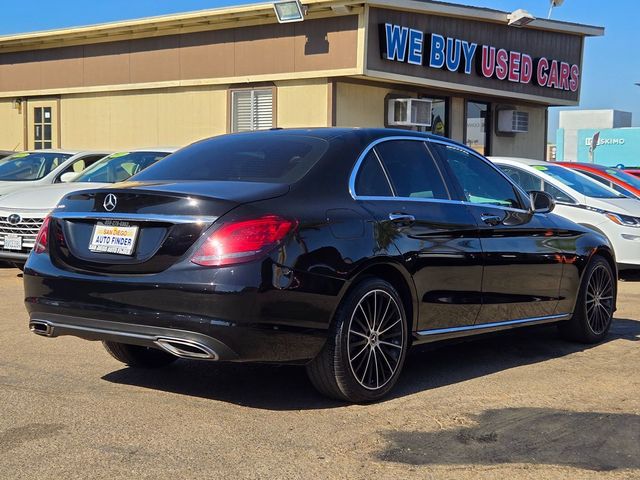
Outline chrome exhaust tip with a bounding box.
[154,337,219,360]
[29,320,54,337]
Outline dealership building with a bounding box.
[0,0,602,158]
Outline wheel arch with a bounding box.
[337,259,418,335]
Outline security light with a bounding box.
[273,0,305,23]
[548,0,565,19]
[507,9,535,27]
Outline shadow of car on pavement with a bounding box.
[101,317,640,412]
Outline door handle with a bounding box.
[480,214,503,226]
[389,213,415,225]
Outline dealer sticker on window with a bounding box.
[89,221,138,256]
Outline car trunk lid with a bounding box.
[49,180,289,274]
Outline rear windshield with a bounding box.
[133,134,329,184]
[0,152,72,181]
[74,151,171,183]
[534,164,625,199]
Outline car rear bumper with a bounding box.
[0,249,30,262]
[29,313,239,361]
[24,254,344,364]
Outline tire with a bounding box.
[102,341,178,368]
[306,277,408,403]
[559,255,615,344]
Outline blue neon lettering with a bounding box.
[445,38,461,71]
[407,29,423,65]
[461,41,478,74]
[429,34,445,68]
[385,23,409,62]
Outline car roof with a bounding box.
[556,162,614,171]
[206,128,460,145]
[489,156,548,166]
[109,147,178,153]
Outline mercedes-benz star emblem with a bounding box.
[103,194,118,212]
[8,214,21,225]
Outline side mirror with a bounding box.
[59,172,77,183]
[529,190,555,214]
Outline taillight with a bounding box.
[191,215,297,267]
[33,216,52,254]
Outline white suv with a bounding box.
[491,157,640,271]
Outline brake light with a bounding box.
[33,216,52,254]
[191,215,297,267]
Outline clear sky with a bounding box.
[0,0,637,138]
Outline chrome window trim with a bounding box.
[349,135,533,215]
[51,211,217,225]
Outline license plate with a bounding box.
[89,221,138,256]
[4,235,22,251]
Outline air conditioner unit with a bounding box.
[498,109,529,133]
[388,98,432,127]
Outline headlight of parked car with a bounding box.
[605,212,640,227]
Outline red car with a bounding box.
[555,162,640,199]
[624,168,640,179]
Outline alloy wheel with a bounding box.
[585,264,614,335]
[347,289,405,391]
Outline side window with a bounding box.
[580,170,610,187]
[543,181,575,204]
[436,145,521,208]
[375,140,449,199]
[354,151,393,197]
[499,165,542,192]
[611,183,633,197]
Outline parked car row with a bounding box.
[492,157,640,271]
[0,149,175,265]
[21,129,622,402]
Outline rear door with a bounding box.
[432,144,564,324]
[352,138,483,331]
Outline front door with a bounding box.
[432,143,565,324]
[353,138,483,332]
[28,100,59,150]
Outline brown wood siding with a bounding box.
[0,16,357,93]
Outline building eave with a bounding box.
[0,0,604,54]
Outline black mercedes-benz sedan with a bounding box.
[24,129,617,403]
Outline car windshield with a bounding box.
[73,151,171,183]
[601,167,640,190]
[132,134,329,184]
[0,152,72,181]
[533,164,624,199]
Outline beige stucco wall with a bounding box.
[335,82,418,128]
[0,100,25,151]
[490,104,547,160]
[59,86,228,150]
[275,78,328,128]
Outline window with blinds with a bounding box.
[231,89,274,132]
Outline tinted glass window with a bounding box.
[0,152,72,181]
[437,146,520,208]
[134,135,328,184]
[532,164,624,199]
[74,151,169,183]
[543,181,575,204]
[355,152,393,197]
[499,165,542,192]
[374,141,449,199]
[601,167,640,190]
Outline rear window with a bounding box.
[133,134,329,184]
[73,151,170,183]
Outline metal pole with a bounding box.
[548,0,554,19]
